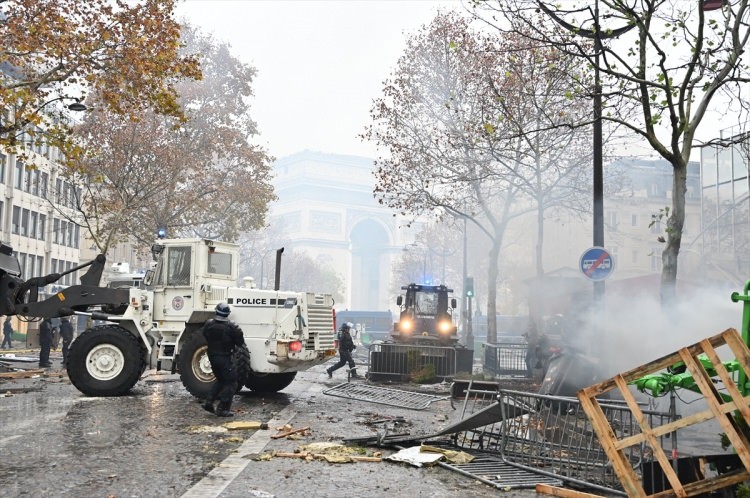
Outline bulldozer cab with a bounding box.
[393,283,458,343]
[144,238,238,323]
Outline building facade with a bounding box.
[0,144,82,287]
[700,126,750,281]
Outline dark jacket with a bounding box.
[338,329,355,353]
[3,319,11,335]
[60,318,74,339]
[40,319,52,337]
[202,319,245,356]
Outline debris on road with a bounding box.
[0,368,46,378]
[385,446,444,467]
[271,425,310,439]
[323,382,451,410]
[419,444,474,464]
[257,442,382,463]
[223,421,269,431]
[186,425,230,434]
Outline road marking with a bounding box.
[181,382,323,498]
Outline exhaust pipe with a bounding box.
[274,248,284,291]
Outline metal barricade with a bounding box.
[483,342,529,377]
[368,343,458,381]
[451,389,674,495]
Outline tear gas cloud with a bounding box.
[578,283,741,378]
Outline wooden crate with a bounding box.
[578,327,750,497]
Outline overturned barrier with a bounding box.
[451,387,673,495]
[367,343,472,381]
[483,341,529,377]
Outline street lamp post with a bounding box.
[538,0,633,307]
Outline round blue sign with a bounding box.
[579,246,615,282]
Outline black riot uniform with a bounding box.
[201,303,245,417]
[60,316,74,366]
[326,322,359,379]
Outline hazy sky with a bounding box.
[174,0,461,160]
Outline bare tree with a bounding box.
[66,25,274,252]
[0,0,200,155]
[363,12,593,343]
[475,0,750,304]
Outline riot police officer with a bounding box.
[326,322,359,379]
[201,303,246,417]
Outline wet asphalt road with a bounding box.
[0,350,539,498]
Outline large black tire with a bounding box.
[177,333,251,399]
[244,371,297,393]
[67,325,146,397]
[177,333,213,399]
[233,344,251,393]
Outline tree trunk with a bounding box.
[536,202,544,276]
[486,238,502,344]
[661,160,687,305]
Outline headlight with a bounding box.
[400,320,413,333]
[438,320,452,334]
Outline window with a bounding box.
[36,256,43,276]
[51,258,57,273]
[30,212,37,239]
[11,206,20,234]
[27,254,35,278]
[207,252,232,276]
[53,218,59,244]
[62,182,69,208]
[40,172,48,198]
[23,167,31,192]
[0,153,6,184]
[18,253,26,277]
[167,247,192,286]
[55,178,62,204]
[74,224,79,248]
[651,249,663,272]
[31,169,39,196]
[14,162,22,189]
[20,209,28,237]
[38,214,45,240]
[606,211,618,228]
[67,222,73,247]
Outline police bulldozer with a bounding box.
[0,238,337,398]
[391,283,459,344]
[368,283,473,381]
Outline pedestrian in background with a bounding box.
[201,303,246,417]
[1,316,12,349]
[39,318,52,368]
[50,317,60,351]
[60,316,74,366]
[326,322,359,379]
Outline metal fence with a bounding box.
[482,342,529,377]
[451,388,674,495]
[368,343,459,381]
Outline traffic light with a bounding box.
[465,276,474,298]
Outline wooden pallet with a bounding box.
[0,368,46,378]
[578,327,750,497]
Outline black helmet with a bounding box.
[339,322,353,332]
[215,302,231,321]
